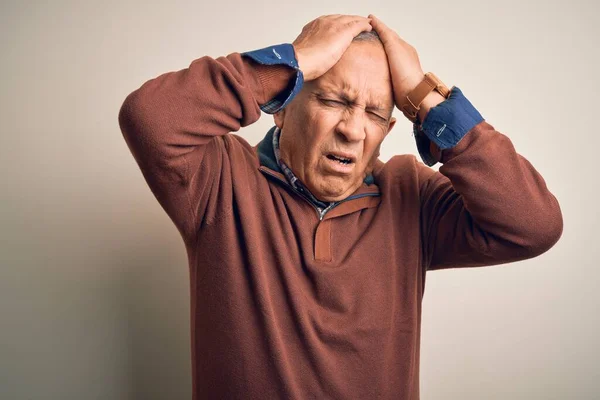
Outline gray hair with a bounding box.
[352,30,383,44]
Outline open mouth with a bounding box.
[326,154,354,165]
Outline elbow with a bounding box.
[527,203,564,258]
[117,88,155,166]
[118,89,142,140]
[117,86,158,157]
[118,75,171,147]
[542,210,564,253]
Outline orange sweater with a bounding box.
[118,51,563,399]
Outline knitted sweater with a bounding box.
[118,50,563,400]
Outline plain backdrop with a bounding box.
[1,0,598,399]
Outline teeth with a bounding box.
[328,154,352,164]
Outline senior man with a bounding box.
[118,14,563,400]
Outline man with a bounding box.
[118,14,563,400]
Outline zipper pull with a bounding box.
[318,202,336,221]
[317,207,324,221]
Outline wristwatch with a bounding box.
[399,72,451,124]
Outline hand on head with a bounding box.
[292,14,426,110]
[277,14,428,201]
[292,15,374,82]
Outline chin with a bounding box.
[314,181,355,202]
[318,193,344,202]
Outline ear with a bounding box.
[385,116,397,137]
[273,108,286,129]
[365,142,383,176]
[366,116,397,174]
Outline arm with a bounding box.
[367,14,563,270]
[118,15,374,243]
[117,44,301,241]
[417,88,564,270]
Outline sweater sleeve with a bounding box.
[117,45,300,242]
[418,118,564,271]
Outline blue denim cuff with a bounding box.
[241,43,304,114]
[413,86,484,166]
[413,124,438,167]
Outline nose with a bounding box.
[335,108,366,143]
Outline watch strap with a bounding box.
[400,72,451,123]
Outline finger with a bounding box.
[367,14,397,45]
[335,15,371,26]
[333,14,368,21]
[336,16,373,36]
[367,14,391,33]
[349,19,373,36]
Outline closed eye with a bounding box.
[368,111,387,121]
[319,97,388,122]
[320,98,345,107]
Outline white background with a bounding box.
[1,0,597,398]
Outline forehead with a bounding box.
[312,43,393,108]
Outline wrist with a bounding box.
[292,45,313,82]
[416,91,446,125]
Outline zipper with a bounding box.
[317,202,335,220]
[260,168,380,221]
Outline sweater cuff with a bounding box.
[241,43,304,114]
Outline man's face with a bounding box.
[275,40,397,202]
